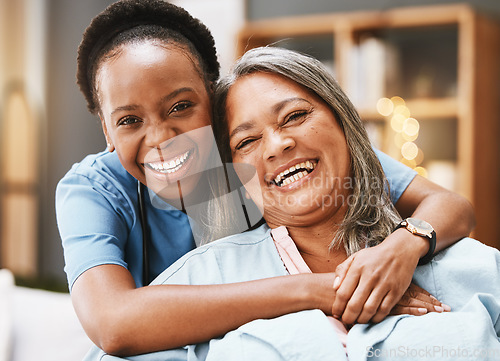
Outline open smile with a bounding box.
[142,148,198,185]
[144,149,192,174]
[271,160,317,187]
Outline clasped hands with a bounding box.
[328,232,451,326]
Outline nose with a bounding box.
[144,122,177,149]
[262,129,296,161]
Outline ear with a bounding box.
[99,114,115,152]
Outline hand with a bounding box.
[331,229,425,325]
[391,282,451,316]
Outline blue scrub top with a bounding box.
[56,149,415,290]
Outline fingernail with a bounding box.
[418,307,428,314]
[442,303,451,312]
[430,295,438,301]
[333,276,340,289]
[434,305,444,312]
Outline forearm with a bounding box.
[408,192,475,253]
[395,175,476,255]
[72,266,334,356]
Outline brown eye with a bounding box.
[170,101,193,114]
[117,116,141,126]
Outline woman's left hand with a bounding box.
[331,229,428,325]
[390,282,451,316]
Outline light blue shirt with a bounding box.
[56,149,415,289]
[84,225,500,360]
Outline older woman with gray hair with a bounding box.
[84,46,500,360]
[213,46,455,325]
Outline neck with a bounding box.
[268,208,348,273]
[288,222,347,273]
[266,195,350,272]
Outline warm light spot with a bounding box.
[393,105,410,119]
[414,166,428,178]
[394,132,406,148]
[403,118,420,136]
[401,141,419,160]
[390,114,406,132]
[414,148,424,165]
[400,157,417,168]
[402,131,418,142]
[390,96,405,107]
[376,97,394,116]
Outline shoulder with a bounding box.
[151,224,285,285]
[55,151,139,228]
[59,151,133,188]
[56,151,136,203]
[374,148,417,202]
[374,148,416,178]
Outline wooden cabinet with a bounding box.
[236,4,500,248]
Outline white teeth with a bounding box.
[273,160,317,186]
[147,150,190,174]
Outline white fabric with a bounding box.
[0,269,93,361]
[0,269,14,361]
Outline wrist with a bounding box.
[393,218,436,265]
[395,228,429,258]
[301,273,336,315]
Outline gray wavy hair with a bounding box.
[213,46,401,254]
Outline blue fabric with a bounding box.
[374,148,416,203]
[56,151,195,289]
[348,237,500,360]
[84,227,500,360]
[57,149,414,290]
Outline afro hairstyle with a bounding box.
[77,0,219,114]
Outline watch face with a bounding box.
[406,217,434,235]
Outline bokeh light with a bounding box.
[390,113,406,132]
[403,117,420,136]
[393,104,411,119]
[414,166,428,178]
[377,97,394,116]
[414,148,425,165]
[401,141,419,160]
[400,157,417,168]
[390,96,405,107]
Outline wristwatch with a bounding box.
[394,217,436,265]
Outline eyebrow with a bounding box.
[272,97,310,114]
[110,87,195,117]
[228,97,311,140]
[229,121,256,141]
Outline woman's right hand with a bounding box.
[390,282,451,317]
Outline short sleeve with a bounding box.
[56,170,133,290]
[374,149,417,204]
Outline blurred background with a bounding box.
[0,0,499,292]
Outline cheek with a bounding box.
[114,135,143,168]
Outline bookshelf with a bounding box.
[236,4,500,248]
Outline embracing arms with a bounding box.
[331,175,475,324]
[64,161,474,355]
[71,265,336,356]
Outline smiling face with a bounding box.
[226,72,352,228]
[96,40,213,200]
